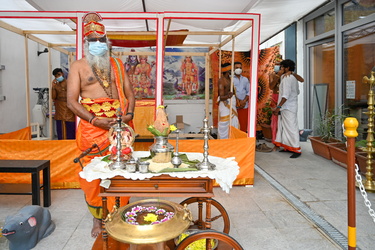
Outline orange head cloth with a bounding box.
[221,64,231,73]
[83,12,106,39]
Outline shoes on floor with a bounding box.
[256,143,273,152]
[290,152,301,158]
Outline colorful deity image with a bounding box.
[122,48,208,100]
[180,56,199,95]
[124,51,155,99]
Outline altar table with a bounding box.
[81,152,239,249]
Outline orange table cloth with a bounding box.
[0,126,255,188]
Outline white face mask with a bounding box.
[234,68,242,75]
[274,65,280,73]
[88,41,108,56]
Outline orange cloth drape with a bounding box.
[229,126,248,139]
[0,126,31,140]
[133,100,156,137]
[0,140,81,189]
[0,135,255,188]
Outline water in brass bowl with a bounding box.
[175,229,218,250]
[105,199,191,244]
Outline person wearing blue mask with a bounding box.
[51,68,76,140]
[67,12,135,239]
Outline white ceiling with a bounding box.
[0,0,330,50]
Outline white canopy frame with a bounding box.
[0,11,260,138]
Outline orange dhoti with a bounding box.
[77,97,130,219]
[237,108,248,133]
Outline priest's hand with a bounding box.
[92,118,117,130]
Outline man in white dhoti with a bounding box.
[218,63,239,139]
[273,59,301,158]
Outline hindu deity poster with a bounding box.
[120,47,208,100]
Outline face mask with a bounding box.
[89,41,108,56]
[56,76,64,82]
[234,68,242,75]
[274,65,280,73]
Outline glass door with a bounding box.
[343,22,375,140]
[308,40,335,134]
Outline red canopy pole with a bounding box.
[344,117,358,250]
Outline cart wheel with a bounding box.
[180,197,230,234]
[175,229,243,250]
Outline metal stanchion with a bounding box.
[344,117,358,250]
[362,69,375,192]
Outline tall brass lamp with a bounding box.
[362,69,375,191]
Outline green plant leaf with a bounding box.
[101,155,112,163]
[157,167,198,173]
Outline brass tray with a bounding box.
[105,199,191,244]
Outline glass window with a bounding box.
[309,41,335,134]
[343,22,375,139]
[306,10,335,39]
[343,0,375,25]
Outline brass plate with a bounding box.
[105,199,191,244]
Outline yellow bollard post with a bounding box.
[344,117,358,250]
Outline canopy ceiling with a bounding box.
[0,0,330,51]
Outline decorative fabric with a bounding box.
[80,152,240,194]
[84,21,105,38]
[80,98,120,118]
[83,12,105,38]
[256,47,280,129]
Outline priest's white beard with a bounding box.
[84,41,110,70]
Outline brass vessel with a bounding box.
[105,199,191,244]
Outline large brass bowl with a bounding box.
[105,199,191,244]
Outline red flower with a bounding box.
[122,147,132,155]
[111,146,117,154]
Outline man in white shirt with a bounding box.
[273,59,301,158]
[233,61,250,132]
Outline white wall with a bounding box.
[296,20,305,129]
[0,29,27,133]
[260,32,285,55]
[164,100,213,134]
[0,28,61,134]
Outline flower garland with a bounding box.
[123,205,175,225]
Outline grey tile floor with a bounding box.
[1,139,374,249]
